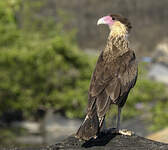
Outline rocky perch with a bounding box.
[45,131,168,150]
[3,131,168,150]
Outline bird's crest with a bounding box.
[110,14,132,32]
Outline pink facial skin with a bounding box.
[103,16,114,26]
[97,15,114,26]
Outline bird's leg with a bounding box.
[116,106,134,136]
[116,106,121,131]
[102,120,106,130]
[108,107,122,134]
[100,116,109,134]
[100,119,109,135]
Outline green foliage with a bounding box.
[0,30,95,119]
[123,77,167,118]
[0,0,20,47]
[0,126,28,146]
[150,99,168,130]
[0,0,95,119]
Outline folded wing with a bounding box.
[88,49,138,118]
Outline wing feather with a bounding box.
[88,49,137,118]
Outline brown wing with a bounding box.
[87,49,138,118]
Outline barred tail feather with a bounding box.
[76,105,100,140]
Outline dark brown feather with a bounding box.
[88,44,137,120]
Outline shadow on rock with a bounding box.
[82,131,117,148]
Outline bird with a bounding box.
[75,14,138,141]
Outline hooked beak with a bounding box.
[97,17,106,25]
[97,16,113,26]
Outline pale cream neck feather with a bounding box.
[110,21,128,37]
[102,21,130,61]
[103,33,130,61]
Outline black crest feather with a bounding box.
[110,14,132,32]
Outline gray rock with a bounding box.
[148,63,168,84]
[46,131,168,150]
[152,39,168,66]
[43,110,82,144]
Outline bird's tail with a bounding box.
[76,104,101,140]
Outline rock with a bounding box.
[148,63,168,84]
[16,135,43,145]
[147,127,168,143]
[148,39,168,84]
[13,121,40,134]
[152,39,168,66]
[43,111,82,144]
[1,130,168,149]
[46,131,168,150]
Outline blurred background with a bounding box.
[0,0,168,147]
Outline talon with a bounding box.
[118,129,134,136]
[75,135,82,141]
[93,135,97,139]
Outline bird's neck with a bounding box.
[103,35,130,59]
[109,21,128,37]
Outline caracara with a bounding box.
[76,14,138,140]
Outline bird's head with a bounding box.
[97,14,132,37]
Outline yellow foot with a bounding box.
[118,129,134,136]
[93,135,97,139]
[75,135,82,141]
[102,128,134,136]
